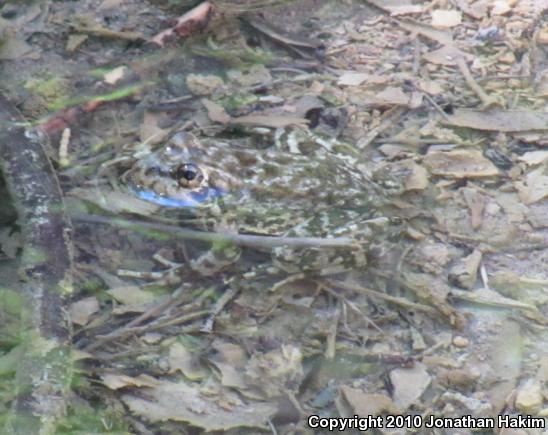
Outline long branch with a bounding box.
[0,93,73,435]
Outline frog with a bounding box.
[119,129,401,280]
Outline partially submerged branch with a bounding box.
[0,93,73,434]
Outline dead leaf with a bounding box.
[230,115,309,129]
[417,79,444,95]
[445,109,548,132]
[202,98,231,124]
[186,73,224,96]
[431,10,462,28]
[168,342,207,380]
[244,344,304,398]
[515,379,543,414]
[213,361,249,391]
[340,386,400,416]
[538,28,548,45]
[453,0,487,19]
[122,379,277,430]
[397,18,454,46]
[365,0,423,16]
[517,151,548,166]
[423,149,499,178]
[103,66,128,85]
[226,64,271,87]
[0,35,34,60]
[98,0,125,10]
[491,0,511,15]
[69,297,100,326]
[337,72,368,86]
[66,34,88,52]
[102,373,160,390]
[423,45,472,66]
[373,87,410,106]
[107,285,158,307]
[389,363,431,410]
[404,162,429,191]
[515,166,548,204]
[462,187,484,229]
[140,110,171,145]
[448,249,482,290]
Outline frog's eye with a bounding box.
[172,163,204,188]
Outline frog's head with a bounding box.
[124,132,231,208]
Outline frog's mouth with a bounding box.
[133,186,226,208]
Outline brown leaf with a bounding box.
[122,379,277,430]
[102,373,160,390]
[168,342,207,380]
[230,115,309,129]
[398,18,454,46]
[423,149,499,178]
[340,386,400,416]
[445,109,548,132]
[517,151,548,166]
[140,110,171,144]
[431,9,462,28]
[515,167,548,204]
[462,187,484,229]
[69,297,100,326]
[404,162,429,191]
[202,98,231,124]
[374,87,410,106]
[0,35,35,60]
[107,285,158,307]
[365,0,423,16]
[389,363,431,410]
[423,45,472,66]
[448,249,482,290]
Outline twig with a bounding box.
[72,213,358,250]
[456,56,501,109]
[412,36,421,75]
[321,285,382,332]
[200,286,240,333]
[327,280,437,314]
[357,106,406,148]
[84,309,208,352]
[324,307,340,360]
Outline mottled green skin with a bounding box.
[122,130,397,275]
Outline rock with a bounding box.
[515,379,543,414]
[452,336,470,348]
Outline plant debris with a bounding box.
[1,0,547,433]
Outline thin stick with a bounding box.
[73,213,358,250]
[328,280,437,314]
[456,56,500,109]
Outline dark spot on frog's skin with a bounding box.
[144,166,170,177]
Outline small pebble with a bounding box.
[452,336,469,348]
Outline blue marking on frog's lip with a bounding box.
[134,188,225,208]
